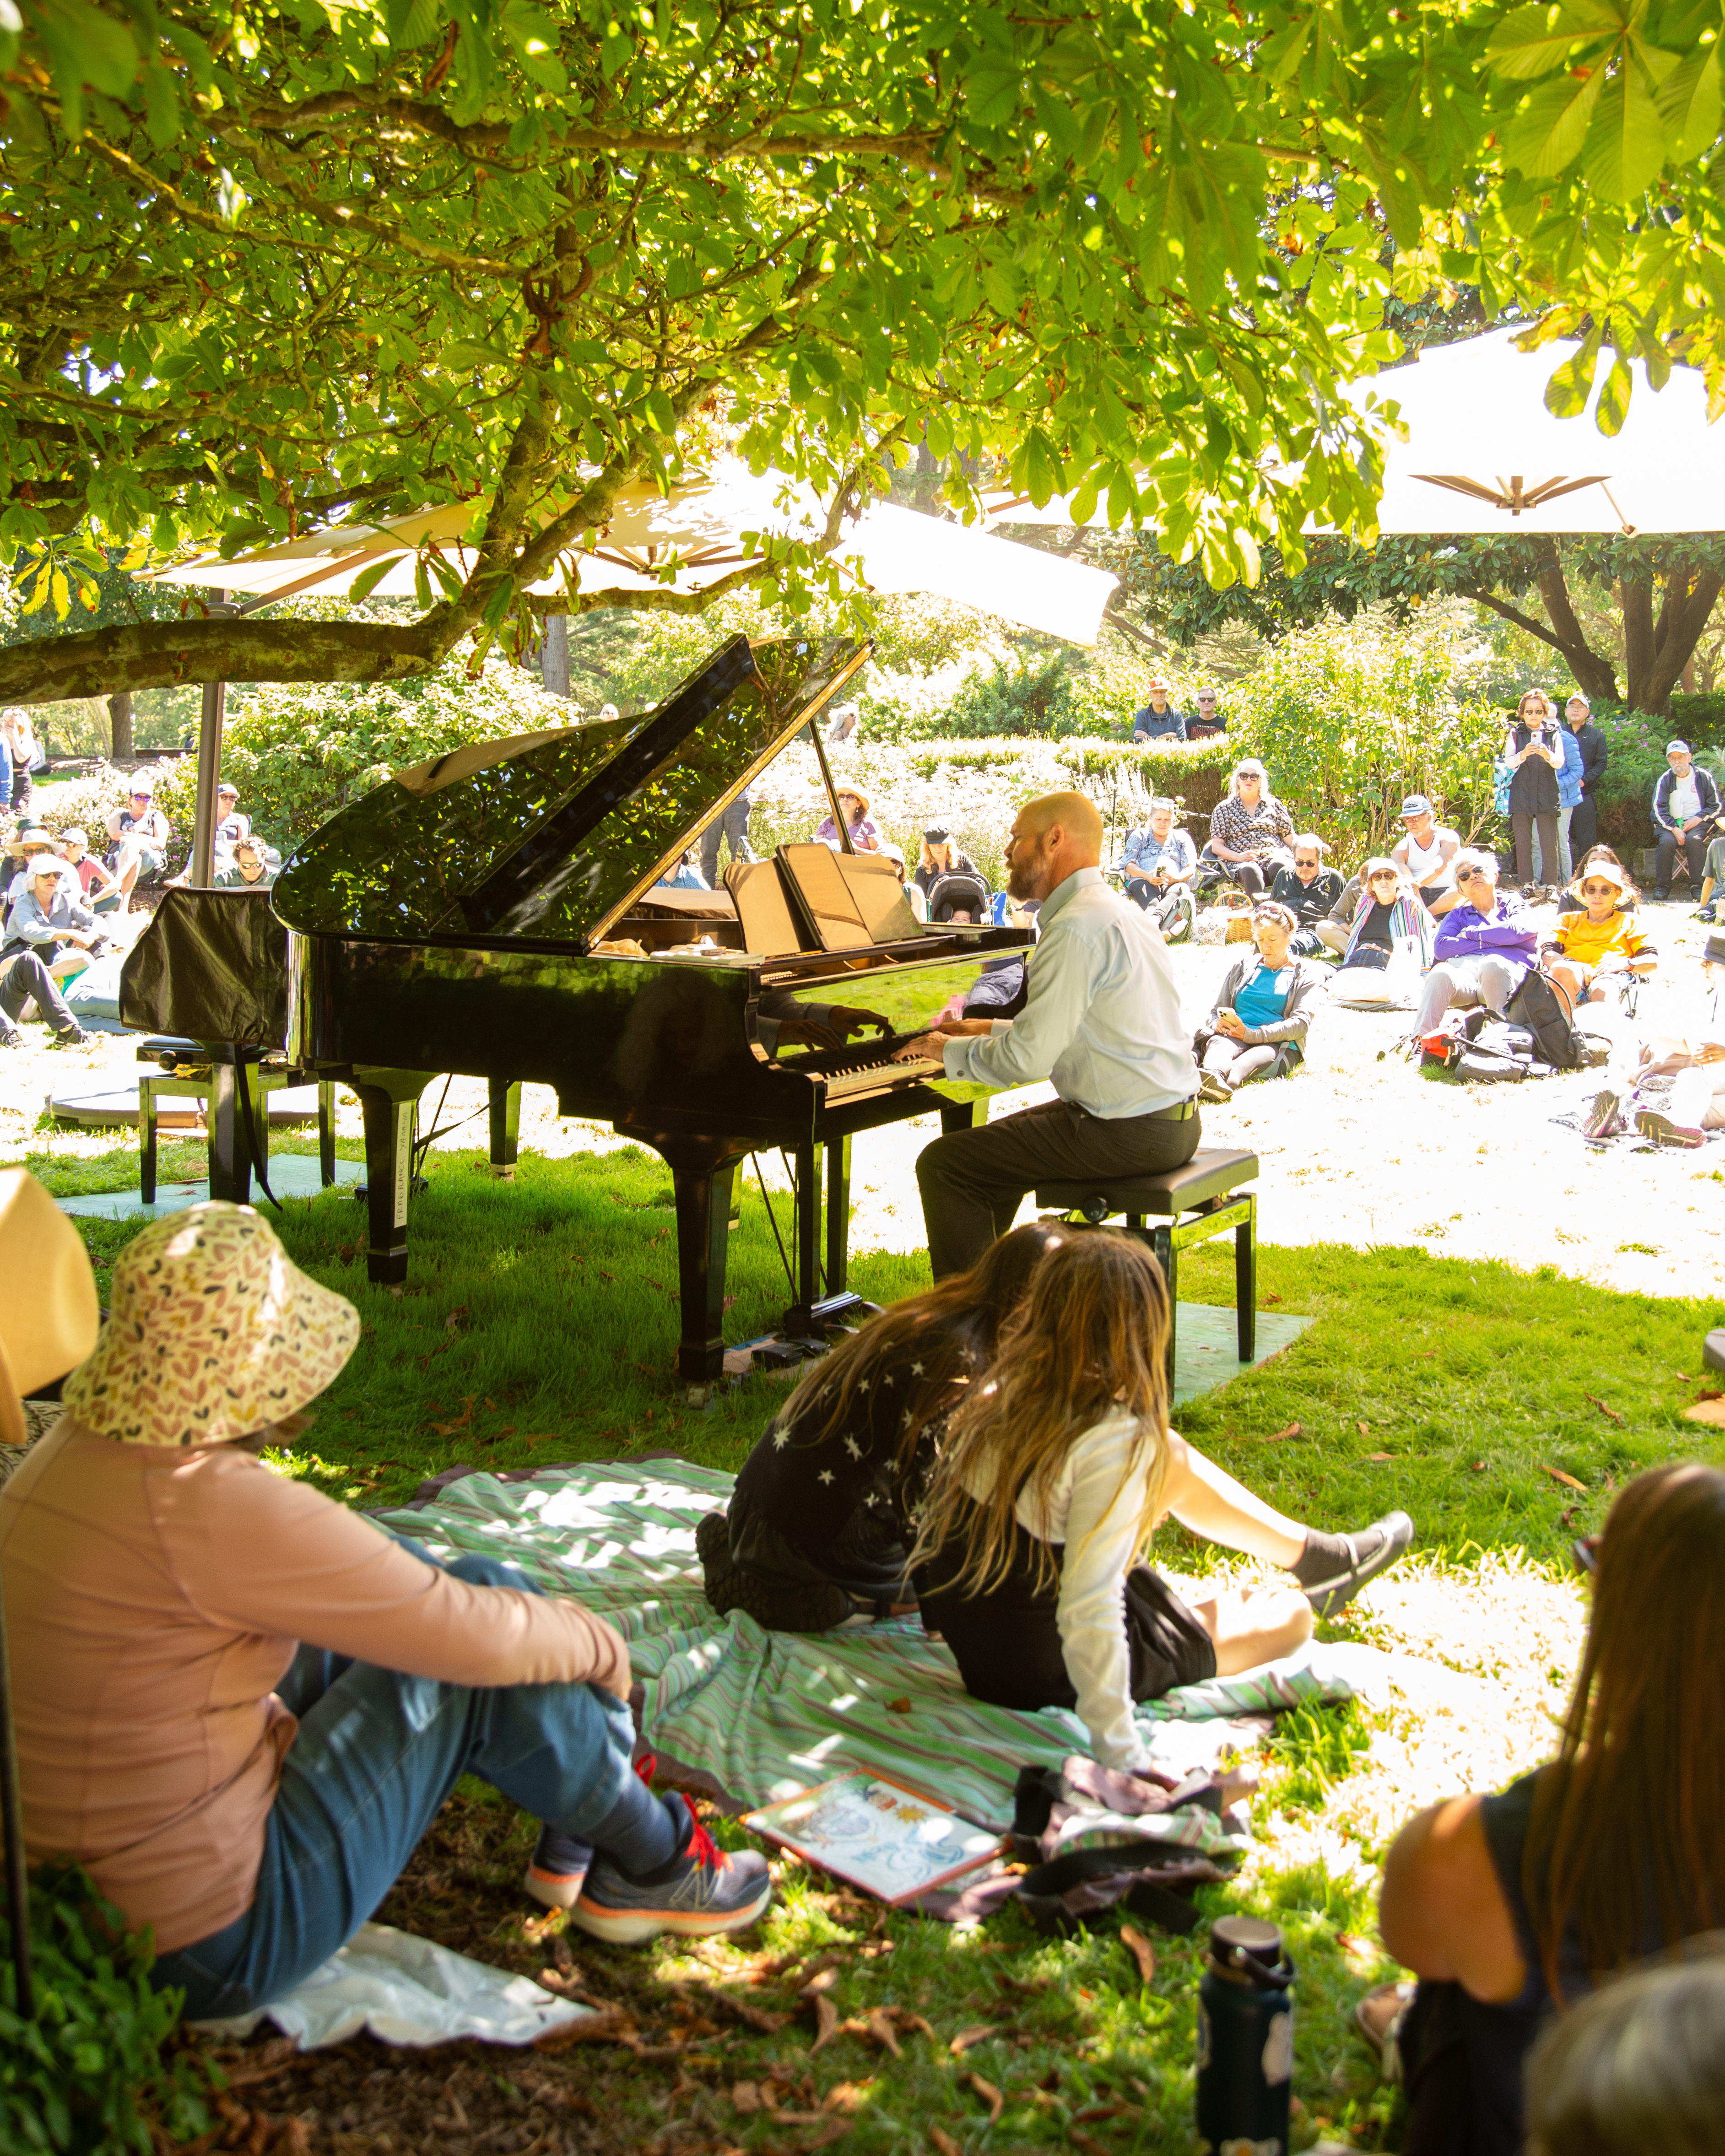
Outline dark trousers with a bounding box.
[1656,821,1716,893]
[916,1095,1201,1279]
[0,950,79,1036]
[699,800,753,886]
[1511,812,1557,886]
[1568,794,1599,860]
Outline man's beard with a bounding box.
[1006,841,1044,902]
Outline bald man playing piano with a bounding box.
[894,791,1201,1278]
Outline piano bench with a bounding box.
[137,1058,341,1205]
[1036,1148,1260,1378]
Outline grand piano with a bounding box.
[121,633,1033,1387]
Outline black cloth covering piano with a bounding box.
[120,634,1033,1384]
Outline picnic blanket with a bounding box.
[373,1460,1370,1850]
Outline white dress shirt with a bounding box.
[940,867,1196,1116]
[959,1408,1161,1769]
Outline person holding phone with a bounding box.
[1505,690,1563,891]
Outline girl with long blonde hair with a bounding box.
[912,1234,1411,1768]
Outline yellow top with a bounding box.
[1548,908,1654,969]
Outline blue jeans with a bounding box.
[150,1550,638,2020]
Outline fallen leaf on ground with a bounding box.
[1262,1421,1301,1443]
[1584,1394,1625,1426]
[885,1697,911,1714]
[866,2008,903,2057]
[1356,1421,1371,1438]
[1074,2102,1134,2122]
[1119,1924,1156,1987]
[799,1963,842,1999]
[809,1997,840,2053]
[1539,1463,1587,1492]
[532,2008,635,2049]
[1367,1451,1395,1463]
[1263,1291,1282,1304]
[930,2133,963,2156]
[731,2081,762,2114]
[967,2073,1004,2124]
[519,1432,565,1448]
[1683,1399,1725,1427]
[1470,1460,1487,1473]
[823,2080,874,2113]
[948,2024,999,2055]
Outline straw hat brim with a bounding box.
[0,1171,101,1449]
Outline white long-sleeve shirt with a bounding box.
[940,867,1196,1116]
[960,1409,1159,1769]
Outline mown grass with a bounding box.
[18,1137,1725,2151]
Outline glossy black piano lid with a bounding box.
[273,633,867,948]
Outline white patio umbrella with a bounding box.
[148,465,1119,881]
[1341,328,1725,537]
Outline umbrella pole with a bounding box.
[190,589,232,888]
[807,720,856,856]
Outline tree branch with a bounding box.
[0,616,437,702]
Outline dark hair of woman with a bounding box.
[909,1232,1171,1597]
[1574,843,1640,904]
[1524,1463,1725,1997]
[773,1220,1067,1465]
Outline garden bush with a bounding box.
[0,1861,216,2153]
[1228,613,1502,864]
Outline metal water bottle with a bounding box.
[1195,1915,1296,2156]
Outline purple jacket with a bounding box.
[1433,896,1538,973]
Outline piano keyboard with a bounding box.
[819,1054,944,1097]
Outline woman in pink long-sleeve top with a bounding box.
[0,1197,771,2021]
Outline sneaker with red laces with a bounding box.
[568,1796,773,1945]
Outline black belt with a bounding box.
[1076,1097,1199,1123]
[1153,1097,1200,1121]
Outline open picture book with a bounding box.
[743,1770,1005,1904]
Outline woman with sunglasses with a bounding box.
[1194,901,1323,1099]
[1325,858,1435,1008]
[1413,852,1537,1043]
[104,777,173,908]
[1505,689,1564,892]
[1365,1463,1725,2156]
[1542,862,1656,1008]
[1206,759,1295,897]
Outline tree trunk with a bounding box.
[540,614,571,698]
[1632,564,1724,715]
[108,689,134,762]
[1466,546,1620,703]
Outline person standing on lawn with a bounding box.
[0,1204,773,2022]
[1130,679,1187,741]
[1652,739,1721,901]
[899,791,1200,1279]
[698,779,754,887]
[1505,689,1563,892]
[1564,693,1609,862]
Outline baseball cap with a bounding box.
[128,775,155,794]
[60,827,88,848]
[1667,739,1692,756]
[1399,794,1433,818]
[217,781,238,797]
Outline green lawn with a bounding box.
[18,1139,1725,2151]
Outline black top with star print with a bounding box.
[730,1320,981,1558]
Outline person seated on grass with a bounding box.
[1367,1461,1725,2156]
[1115,797,1199,939]
[1391,794,1465,911]
[1413,851,1538,1049]
[1523,1944,1725,2156]
[1557,844,1638,916]
[213,780,251,868]
[814,785,880,853]
[57,826,125,913]
[1322,858,1436,1008]
[698,1221,1070,1632]
[1206,759,1296,897]
[0,1204,773,2021]
[915,826,990,924]
[0,937,92,1049]
[908,1233,1412,1766]
[1695,826,1725,921]
[1194,901,1323,1101]
[1541,861,1656,1009]
[3,859,111,971]
[218,837,276,889]
[1584,930,1725,1147]
[2,820,63,920]
[105,777,173,907]
[1268,834,1343,954]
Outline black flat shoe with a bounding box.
[1303,1512,1414,1618]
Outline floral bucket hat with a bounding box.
[63,1202,360,1447]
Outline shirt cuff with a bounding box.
[941,1037,970,1081]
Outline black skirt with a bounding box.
[915,1497,1216,1712]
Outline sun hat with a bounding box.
[1399,793,1433,818]
[833,784,871,817]
[1667,739,1693,756]
[16,823,54,849]
[62,1202,360,1448]
[0,1170,102,1450]
[1570,860,1629,897]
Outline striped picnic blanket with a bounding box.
[373,1460,1362,1842]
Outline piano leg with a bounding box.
[488,1078,522,1181]
[940,1097,986,1135]
[207,1054,257,1205]
[665,1146,743,1388]
[825,1135,851,1300]
[783,1142,822,1335]
[349,1069,433,1286]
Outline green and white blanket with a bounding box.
[374,1460,1367,1853]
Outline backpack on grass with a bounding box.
[1505,970,1585,1072]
